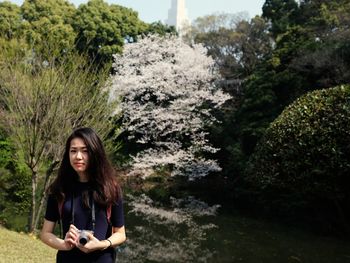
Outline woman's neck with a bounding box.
[78,172,89,182]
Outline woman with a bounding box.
[41,127,126,263]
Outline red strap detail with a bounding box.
[58,200,64,219]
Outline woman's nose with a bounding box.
[76,151,83,159]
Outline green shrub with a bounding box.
[246,85,350,224]
[0,128,31,231]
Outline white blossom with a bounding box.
[110,34,231,179]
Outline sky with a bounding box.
[9,0,266,23]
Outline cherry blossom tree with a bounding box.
[110,35,230,179]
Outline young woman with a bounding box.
[41,127,126,263]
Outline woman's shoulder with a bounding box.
[47,194,59,205]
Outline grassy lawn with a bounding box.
[0,226,56,263]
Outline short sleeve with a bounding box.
[45,194,60,222]
[111,199,124,228]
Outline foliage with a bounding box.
[0,167,31,230]
[73,0,147,64]
[0,127,31,231]
[265,0,350,90]
[0,128,12,168]
[0,1,21,39]
[184,13,272,80]
[262,0,299,38]
[0,0,149,65]
[21,0,76,58]
[246,85,350,225]
[21,0,75,22]
[287,1,350,88]
[182,13,273,184]
[0,37,30,62]
[110,34,230,179]
[0,40,117,231]
[144,21,177,36]
[219,0,350,186]
[184,11,248,36]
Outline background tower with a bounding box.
[166,0,190,35]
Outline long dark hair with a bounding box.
[49,127,121,206]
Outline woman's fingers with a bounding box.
[64,224,79,246]
[69,224,79,234]
[85,231,95,241]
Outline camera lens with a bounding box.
[79,236,88,245]
[79,231,89,245]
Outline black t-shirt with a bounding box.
[45,181,124,263]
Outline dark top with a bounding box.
[45,181,124,263]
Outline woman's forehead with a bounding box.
[70,137,87,148]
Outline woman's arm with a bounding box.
[40,219,77,251]
[104,225,127,248]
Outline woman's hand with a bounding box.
[77,232,108,253]
[40,220,81,251]
[63,224,79,249]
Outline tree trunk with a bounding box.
[29,169,37,233]
[33,161,60,231]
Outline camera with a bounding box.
[78,230,91,245]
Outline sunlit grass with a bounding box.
[0,226,56,263]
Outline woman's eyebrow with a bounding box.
[70,146,88,149]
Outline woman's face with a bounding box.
[69,137,89,181]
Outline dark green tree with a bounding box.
[237,0,350,164]
[73,0,147,64]
[20,0,76,57]
[288,1,350,88]
[144,21,176,36]
[262,0,299,38]
[208,0,350,194]
[0,127,31,231]
[246,85,350,232]
[0,1,22,39]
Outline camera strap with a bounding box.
[91,192,96,232]
[71,191,96,233]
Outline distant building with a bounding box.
[166,0,190,35]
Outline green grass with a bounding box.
[0,226,56,263]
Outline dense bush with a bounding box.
[0,129,31,230]
[246,85,350,229]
